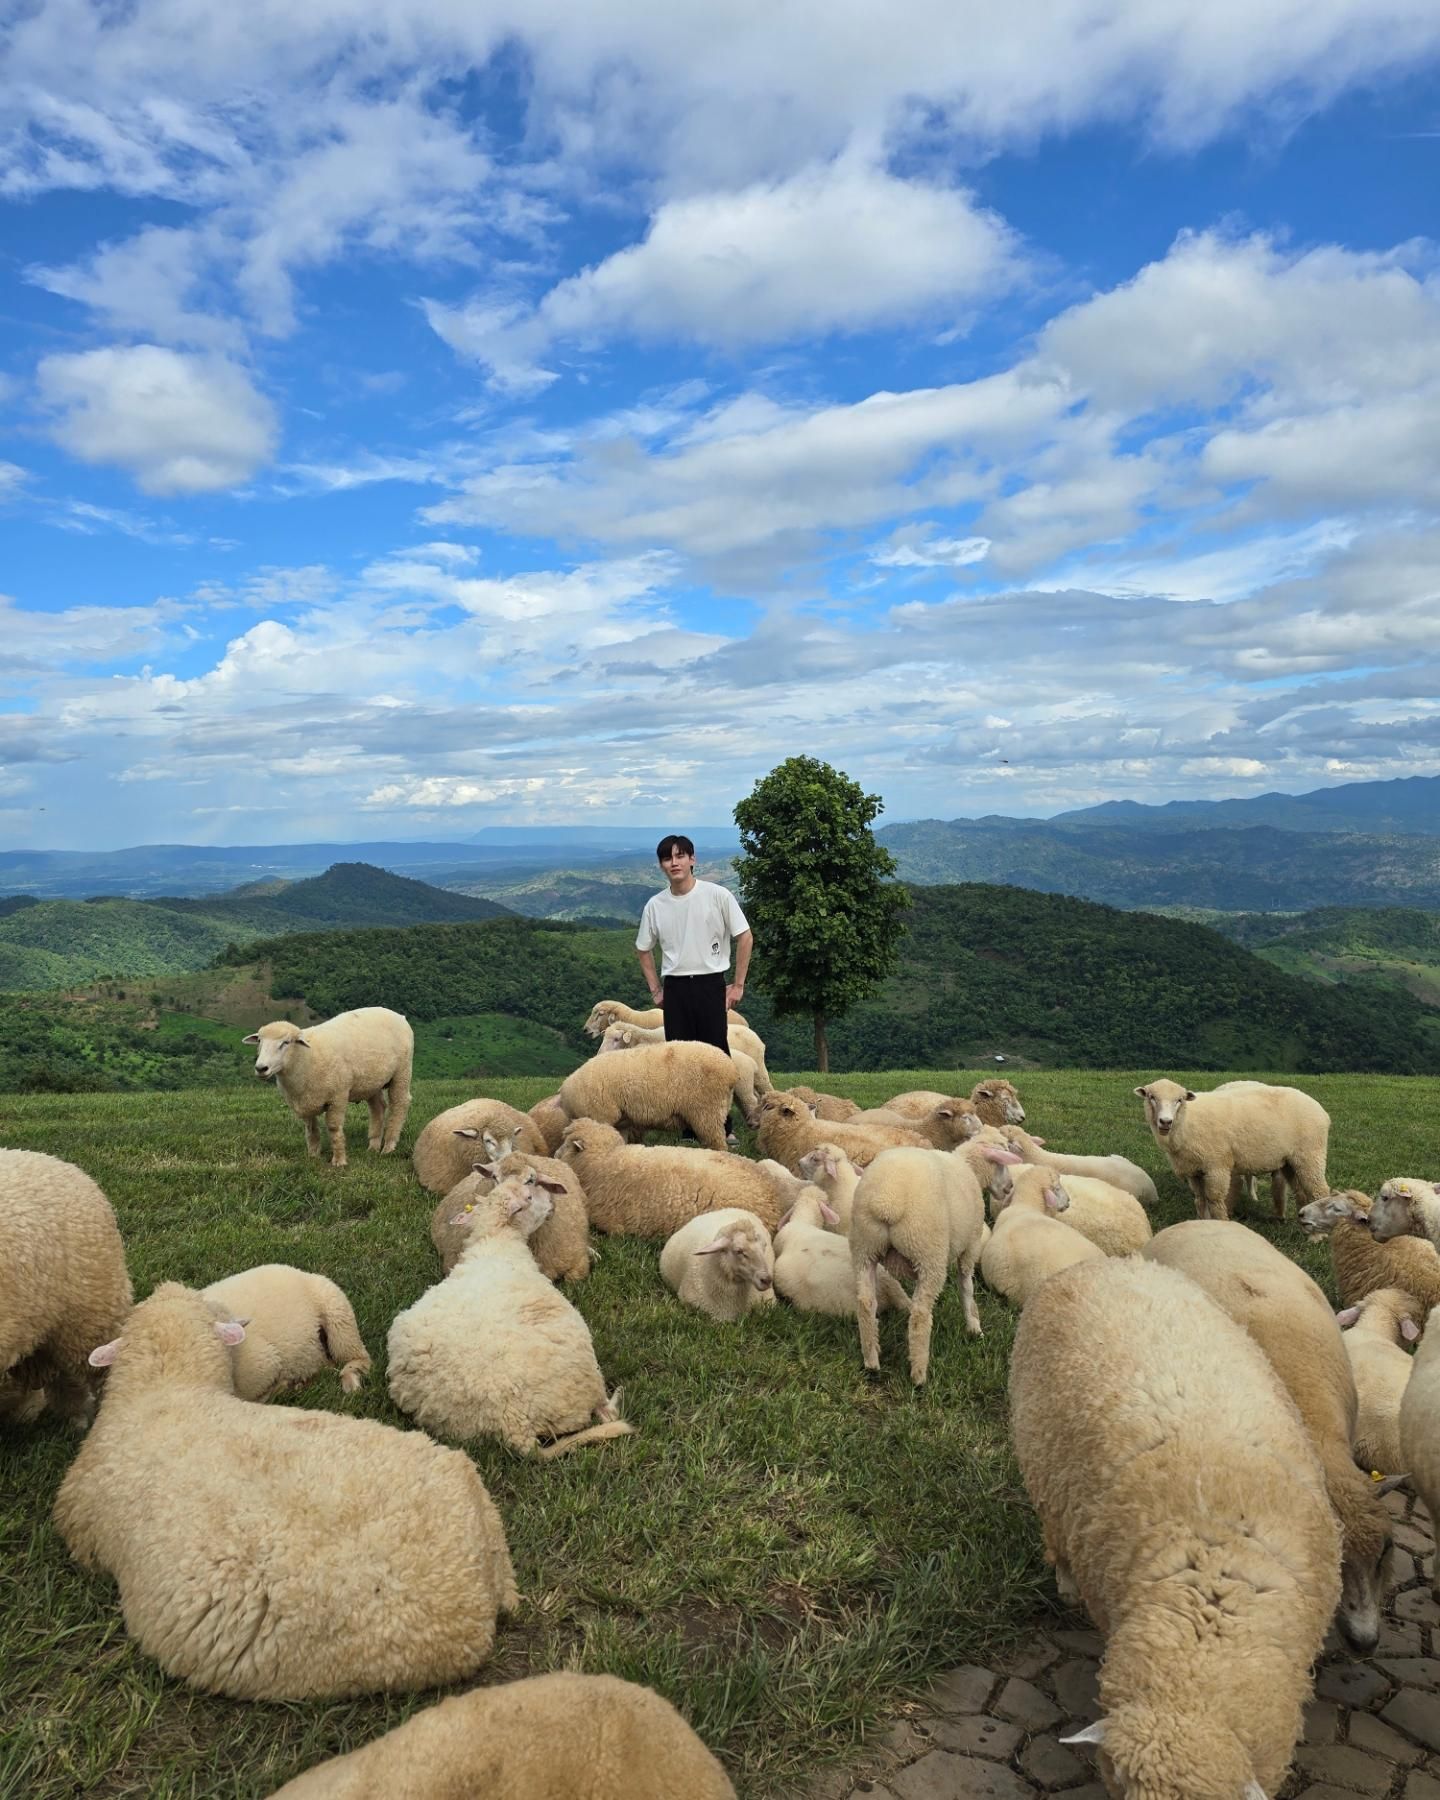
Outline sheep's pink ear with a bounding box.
[1132,1086,1148,1099]
[777,1203,795,1230]
[241,1032,260,1045]
[981,1146,1023,1165]
[1335,1306,1361,1328]
[214,1320,246,1347]
[937,1106,954,1120]
[1030,1135,1046,1145]
[474,1161,502,1180]
[694,1237,732,1256]
[536,1176,568,1195]
[88,1338,123,1367]
[455,1127,480,1140]
[1044,1188,1065,1212]
[1402,1317,1421,1342]
[823,1151,838,1177]
[819,1199,840,1226]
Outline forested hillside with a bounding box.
[1206,906,1440,1008]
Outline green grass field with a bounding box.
[2,1068,1433,1798]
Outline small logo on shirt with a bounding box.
[711,939,721,956]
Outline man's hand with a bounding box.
[650,987,664,1005]
[725,982,744,1012]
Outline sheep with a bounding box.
[431,1147,591,1283]
[411,1097,547,1196]
[53,1282,517,1699]
[851,1137,1022,1385]
[266,1670,737,1799]
[528,1091,571,1155]
[1399,1301,1440,1600]
[1334,1288,1421,1476]
[1142,1218,1400,1654]
[1367,1176,1440,1253]
[555,1120,787,1235]
[879,1088,951,1121]
[660,1208,776,1322]
[787,1084,862,1122]
[1133,1077,1330,1220]
[796,1143,862,1232]
[969,1077,1026,1127]
[1011,1257,1341,1800]
[389,1168,632,1459]
[243,1008,413,1168]
[906,1097,983,1150]
[1030,1172,1151,1257]
[773,1188,910,1318]
[584,998,749,1038]
[0,1149,132,1427]
[997,1124,1159,1208]
[201,1264,370,1401]
[558,1040,736,1152]
[980,1166,1104,1307]
[754,1089,930,1175]
[598,1023,763,1126]
[1298,1189,1440,1313]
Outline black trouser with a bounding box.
[662,972,731,1055]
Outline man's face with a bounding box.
[661,846,696,881]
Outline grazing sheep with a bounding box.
[796,1144,862,1232]
[969,1078,1026,1127]
[774,1188,910,1318]
[559,1040,736,1152]
[754,1090,929,1175]
[1399,1301,1440,1600]
[851,1137,1021,1385]
[1142,1219,1399,1654]
[998,1125,1159,1208]
[201,1264,370,1401]
[980,1166,1104,1307]
[787,1084,863,1122]
[584,997,749,1037]
[1012,1257,1340,1800]
[389,1169,631,1459]
[266,1671,737,1799]
[53,1283,517,1699]
[661,1208,776,1322]
[1133,1077,1329,1220]
[1368,1177,1440,1253]
[412,1098,547,1196]
[528,1092,571,1155]
[0,1149,132,1427]
[1034,1173,1151,1257]
[598,1023,762,1126]
[431,1149,591,1283]
[243,1008,413,1168]
[1298,1189,1440,1313]
[1335,1288,1421,1476]
[555,1121,787,1235]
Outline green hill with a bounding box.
[1207,905,1440,1008]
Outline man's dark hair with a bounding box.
[656,834,695,862]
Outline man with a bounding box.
[635,834,752,1056]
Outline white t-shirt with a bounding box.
[636,879,750,978]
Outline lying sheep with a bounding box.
[879,1088,951,1121]
[661,1208,776,1322]
[201,1264,370,1400]
[555,1120,787,1235]
[1335,1288,1421,1476]
[1143,1219,1399,1653]
[980,1166,1103,1307]
[1400,1301,1440,1601]
[773,1188,910,1318]
[787,1084,862,1122]
[599,1023,762,1126]
[0,1149,132,1427]
[528,1092,570,1155]
[389,1168,632,1458]
[54,1283,517,1698]
[1134,1077,1330,1220]
[1011,1257,1340,1800]
[797,1143,862,1232]
[412,1098,547,1195]
[431,1148,591,1283]
[1368,1177,1440,1253]
[851,1136,1021,1385]
[243,1008,413,1168]
[1298,1190,1440,1313]
[969,1078,1025,1127]
[755,1090,929,1175]
[906,1098,982,1150]
[266,1670,737,1799]
[1034,1172,1151,1257]
[998,1125,1159,1208]
[559,1040,735,1152]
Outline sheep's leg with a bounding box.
[1288,1152,1327,1211]
[876,1269,912,1314]
[303,1115,322,1157]
[906,1260,947,1387]
[1200,1167,1232,1221]
[690,1108,728,1153]
[1187,1171,1209,1217]
[325,1100,348,1168]
[856,1260,882,1374]
[956,1253,982,1337]
[366,1095,385,1153]
[381,1068,411,1152]
[1270,1167,1289,1221]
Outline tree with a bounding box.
[733,756,909,1072]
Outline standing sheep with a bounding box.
[599,1023,763,1126]
[243,1008,413,1168]
[201,1264,370,1400]
[661,1208,776,1322]
[53,1283,517,1699]
[555,1120,788,1235]
[412,1098,547,1196]
[1298,1189,1440,1312]
[1133,1077,1329,1220]
[1335,1288,1421,1477]
[1011,1257,1341,1800]
[431,1149,591,1283]
[1399,1301,1440,1601]
[0,1149,132,1427]
[596,1016,772,1095]
[266,1671,736,1799]
[558,1040,736,1152]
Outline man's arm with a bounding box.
[636,946,663,1005]
[726,928,752,1012]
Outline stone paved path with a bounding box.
[808,1492,1437,1800]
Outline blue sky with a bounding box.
[3,3,1440,850]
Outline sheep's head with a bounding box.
[1298,1190,1370,1237]
[757,1092,803,1126]
[1060,1712,1267,1800]
[1336,1289,1423,1345]
[1133,1078,1194,1138]
[454,1125,516,1168]
[478,1167,559,1239]
[694,1219,774,1291]
[1368,1178,1436,1243]
[556,1118,622,1166]
[971,1079,1025,1125]
[598,1024,639,1055]
[241,1020,309,1080]
[797,1144,845,1184]
[583,1002,622,1039]
[776,1190,839,1234]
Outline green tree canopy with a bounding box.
[733,756,909,1071]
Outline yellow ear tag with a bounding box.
[464,1203,475,1214]
[1370,1470,1385,1481]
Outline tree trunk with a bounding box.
[813,1012,829,1074]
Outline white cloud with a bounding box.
[0,461,28,500]
[27,224,240,350]
[36,345,278,494]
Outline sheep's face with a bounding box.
[597,1025,635,1055]
[241,1022,308,1080]
[972,1080,1025,1124]
[1298,1191,1367,1237]
[1338,1531,1395,1656]
[757,1093,804,1128]
[1368,1181,1423,1243]
[695,1225,774,1291]
[1133,1079,1194,1137]
[495,1170,555,1238]
[583,1004,619,1039]
[798,1146,839,1183]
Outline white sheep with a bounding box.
[594,1015,771,1093]
[661,1208,776,1322]
[598,1022,762,1126]
[968,1078,1026,1127]
[1143,1218,1400,1654]
[431,1143,591,1283]
[555,1119,788,1235]
[1033,1172,1151,1257]
[755,1089,929,1175]
[0,1148,132,1427]
[389,1168,632,1458]
[528,1091,571,1154]
[979,1166,1103,1308]
[1011,1257,1340,1800]
[787,1084,863,1122]
[1367,1176,1440,1253]
[998,1124,1159,1208]
[1334,1288,1421,1477]
[411,1097,547,1195]
[878,1088,951,1121]
[851,1136,1021,1385]
[1133,1077,1329,1220]
[243,1008,413,1168]
[1399,1300,1440,1601]
[558,1039,736,1151]
[266,1671,737,1798]
[773,1188,910,1318]
[53,1282,517,1699]
[796,1143,862,1232]
[201,1264,370,1400]
[584,997,750,1038]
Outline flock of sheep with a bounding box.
[4,992,1440,1799]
